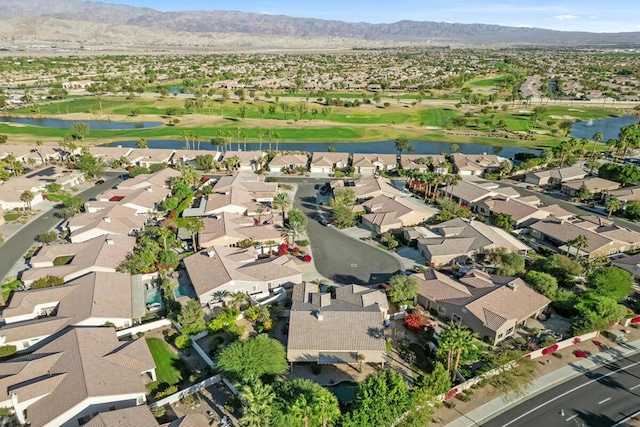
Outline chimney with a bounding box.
[103,216,111,223]
[207,250,216,258]
[315,310,324,321]
[105,238,114,245]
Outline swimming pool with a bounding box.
[146,289,162,305]
[327,381,357,403]
[174,283,195,298]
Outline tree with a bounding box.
[587,266,634,302]
[575,184,592,202]
[136,138,148,148]
[489,212,515,231]
[174,334,192,349]
[573,294,627,334]
[272,192,293,222]
[240,380,276,427]
[388,274,418,304]
[487,350,537,399]
[566,234,589,258]
[128,165,150,177]
[541,254,583,284]
[496,252,525,276]
[284,219,306,246]
[524,271,558,299]
[605,197,622,219]
[277,379,341,427]
[437,322,479,381]
[216,335,288,381]
[76,153,106,179]
[177,299,205,335]
[341,370,411,427]
[394,136,413,154]
[416,361,451,396]
[331,188,356,207]
[195,154,214,171]
[332,206,356,228]
[38,231,58,244]
[185,217,204,250]
[0,134,7,144]
[71,122,89,142]
[286,208,308,229]
[450,143,460,153]
[20,190,35,209]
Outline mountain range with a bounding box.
[1,0,639,50]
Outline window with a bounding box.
[77,415,91,425]
[109,406,116,411]
[497,333,503,340]
[506,326,514,336]
[437,306,446,315]
[452,314,462,323]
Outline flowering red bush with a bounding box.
[278,243,289,256]
[573,337,581,345]
[541,344,559,355]
[404,314,428,331]
[445,388,459,400]
[292,247,301,254]
[574,350,587,358]
[631,316,640,324]
[593,340,602,347]
[302,255,312,263]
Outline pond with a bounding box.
[571,115,637,141]
[106,139,538,159]
[327,381,358,403]
[0,116,163,130]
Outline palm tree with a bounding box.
[257,129,264,151]
[264,240,278,257]
[157,227,173,250]
[256,206,265,224]
[394,136,412,155]
[438,322,479,381]
[136,137,148,148]
[605,197,622,219]
[239,380,275,427]
[185,217,204,251]
[290,394,314,427]
[567,234,589,258]
[272,192,293,222]
[228,291,249,309]
[20,190,34,209]
[445,174,461,202]
[284,219,305,246]
[589,131,603,174]
[606,138,617,156]
[275,132,281,151]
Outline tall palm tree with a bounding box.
[567,234,589,258]
[239,380,275,427]
[438,322,479,381]
[275,132,281,151]
[284,219,305,246]
[264,240,278,257]
[157,227,173,250]
[290,394,314,427]
[272,192,293,222]
[445,174,461,202]
[589,131,603,174]
[20,190,34,209]
[605,197,622,219]
[257,129,264,151]
[185,217,204,251]
[228,291,249,309]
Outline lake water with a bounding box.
[571,115,637,141]
[106,139,538,158]
[0,116,163,130]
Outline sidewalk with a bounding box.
[444,338,640,427]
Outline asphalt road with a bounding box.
[483,351,640,427]
[0,173,124,281]
[294,181,402,285]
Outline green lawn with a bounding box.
[45,193,70,203]
[146,338,183,385]
[468,76,507,87]
[3,213,21,222]
[53,255,74,266]
[417,108,458,126]
[1,279,20,303]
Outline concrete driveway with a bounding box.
[295,183,402,285]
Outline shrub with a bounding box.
[175,334,192,349]
[302,255,312,263]
[541,344,559,355]
[298,239,309,247]
[0,345,17,358]
[151,406,166,418]
[31,275,64,289]
[155,384,178,399]
[38,231,58,243]
[404,313,428,331]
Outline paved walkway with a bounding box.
[445,338,640,427]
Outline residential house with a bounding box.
[525,166,587,186]
[561,177,620,197]
[475,196,571,228]
[85,407,208,427]
[267,153,309,173]
[359,195,434,233]
[85,186,171,214]
[529,216,640,258]
[0,166,85,210]
[287,282,388,365]
[127,149,174,168]
[611,253,640,280]
[65,204,146,243]
[183,246,302,305]
[0,327,155,427]
[332,176,405,202]
[605,186,640,205]
[222,151,266,172]
[309,152,350,174]
[400,154,448,174]
[352,153,397,176]
[413,269,550,344]
[0,145,66,165]
[21,234,136,286]
[89,147,133,164]
[449,153,507,177]
[0,272,140,351]
[170,149,222,167]
[416,218,530,266]
[195,212,283,248]
[440,179,520,207]
[117,167,180,191]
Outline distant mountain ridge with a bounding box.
[1,0,639,47]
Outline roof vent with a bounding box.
[207,250,216,258]
[146,186,153,192]
[507,281,518,291]
[103,216,111,223]
[316,310,324,321]
[105,238,114,245]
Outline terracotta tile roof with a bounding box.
[310,152,349,167]
[117,167,181,190]
[86,406,159,427]
[352,153,397,168]
[66,205,146,241]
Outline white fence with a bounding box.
[116,319,172,338]
[172,321,216,368]
[525,331,599,360]
[148,375,221,408]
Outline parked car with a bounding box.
[318,217,331,227]
[95,179,105,185]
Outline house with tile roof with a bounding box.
[0,166,85,210]
[0,272,139,351]
[400,154,448,174]
[440,179,520,206]
[475,196,572,228]
[21,234,136,286]
[117,167,181,191]
[413,269,550,344]
[196,212,283,248]
[0,327,155,427]
[267,153,309,173]
[88,146,133,164]
[561,177,620,197]
[352,153,398,176]
[605,186,640,205]
[0,145,66,166]
[332,175,405,202]
[65,204,146,243]
[222,151,266,172]
[86,406,210,427]
[416,218,530,266]
[183,246,302,305]
[170,149,222,167]
[529,216,640,258]
[287,282,388,365]
[127,148,175,168]
[449,153,507,177]
[309,152,350,174]
[85,185,171,214]
[525,166,587,186]
[360,194,434,233]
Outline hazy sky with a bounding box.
[104,0,640,32]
